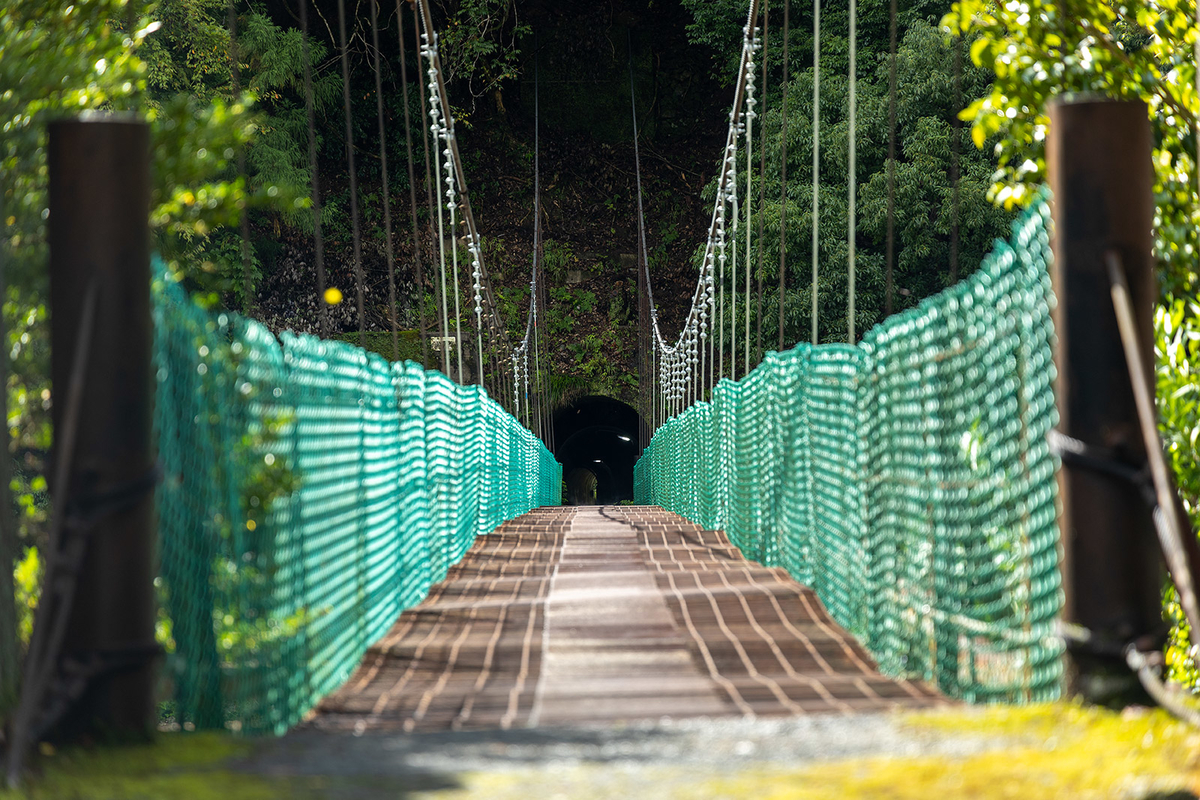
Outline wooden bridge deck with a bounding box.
[308,506,946,732]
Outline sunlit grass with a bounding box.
[4,703,1200,799]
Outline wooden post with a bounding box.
[47,115,155,737]
[1046,97,1161,701]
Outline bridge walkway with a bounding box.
[308,506,946,732]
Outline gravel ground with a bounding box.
[234,710,1014,798]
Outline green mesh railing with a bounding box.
[636,196,1062,703]
[152,265,561,734]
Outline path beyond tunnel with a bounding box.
[553,396,643,505]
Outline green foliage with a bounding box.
[566,327,633,399]
[434,0,529,114]
[1,0,157,713]
[718,15,1014,345]
[1,0,312,728]
[1159,298,1200,688]
[1,0,149,286]
[13,546,39,648]
[947,0,1200,692]
[144,0,337,298]
[540,238,577,281]
[575,290,597,314]
[609,294,630,325]
[547,285,575,336]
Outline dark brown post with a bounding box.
[48,115,155,737]
[1047,97,1160,701]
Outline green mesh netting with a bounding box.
[152,265,561,734]
[636,195,1062,703]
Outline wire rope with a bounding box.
[227,0,253,313]
[745,28,756,376]
[885,0,897,316]
[729,139,737,381]
[369,0,400,361]
[531,39,547,442]
[808,0,819,346]
[847,0,856,344]
[333,0,367,654]
[950,14,962,283]
[779,0,790,351]
[718,167,726,382]
[415,0,515,396]
[397,0,428,367]
[756,0,768,362]
[421,20,453,379]
[638,0,760,420]
[412,1,447,375]
[628,28,663,407]
[336,0,366,338]
[447,155,464,382]
[298,0,329,337]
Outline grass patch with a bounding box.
[0,733,294,800]
[5,703,1200,798]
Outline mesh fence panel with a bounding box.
[635,196,1062,702]
[153,267,561,734]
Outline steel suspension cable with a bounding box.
[299,0,330,337]
[744,43,756,376]
[779,0,789,351]
[719,175,726,382]
[628,30,658,403]
[397,0,428,367]
[449,174,464,382]
[885,0,897,316]
[808,0,818,346]
[847,0,856,344]
[756,0,768,363]
[422,20,453,380]
[228,0,253,313]
[638,0,759,419]
[412,1,448,376]
[369,0,400,361]
[729,141,737,381]
[532,41,549,442]
[415,0,509,390]
[336,0,366,338]
[950,13,962,283]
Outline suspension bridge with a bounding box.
[7,0,1192,782]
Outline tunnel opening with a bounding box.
[553,395,644,505]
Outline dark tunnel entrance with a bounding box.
[554,396,644,505]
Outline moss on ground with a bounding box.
[5,703,1200,799]
[0,734,312,800]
